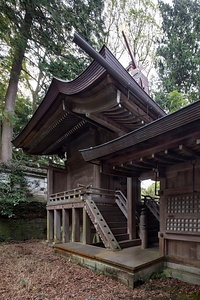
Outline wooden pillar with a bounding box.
[159,178,166,256]
[62,208,70,243]
[47,168,54,197]
[82,208,91,244]
[47,209,54,241]
[71,207,80,242]
[54,209,62,243]
[94,164,101,188]
[140,208,147,249]
[127,177,140,239]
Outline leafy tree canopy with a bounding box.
[0,0,105,162]
[155,0,200,106]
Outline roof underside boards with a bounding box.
[13,45,165,155]
[80,100,200,177]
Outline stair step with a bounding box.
[97,205,119,212]
[111,227,127,235]
[119,239,141,249]
[104,217,127,223]
[115,233,129,241]
[107,222,127,228]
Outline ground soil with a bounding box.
[0,240,199,300]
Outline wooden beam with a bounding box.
[83,208,91,244]
[101,163,140,177]
[86,112,128,134]
[47,210,54,241]
[166,158,200,174]
[128,161,152,170]
[54,209,62,243]
[140,157,156,166]
[179,144,200,158]
[62,209,70,243]
[120,93,154,123]
[164,149,185,161]
[127,177,138,239]
[71,208,80,242]
[152,154,173,165]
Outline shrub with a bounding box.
[0,161,32,218]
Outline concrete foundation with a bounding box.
[54,242,164,288]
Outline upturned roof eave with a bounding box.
[13,45,165,151]
[80,100,200,163]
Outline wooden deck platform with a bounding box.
[54,243,164,288]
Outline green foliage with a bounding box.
[156,0,200,105]
[13,95,32,137]
[150,270,166,280]
[141,182,160,197]
[0,162,32,218]
[155,90,188,113]
[0,0,106,161]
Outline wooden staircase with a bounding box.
[47,186,159,251]
[97,203,141,249]
[140,195,160,246]
[84,188,141,251]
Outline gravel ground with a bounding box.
[0,240,199,300]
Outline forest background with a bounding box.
[0,0,199,210]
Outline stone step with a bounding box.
[119,239,141,249]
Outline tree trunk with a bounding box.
[0,11,33,163]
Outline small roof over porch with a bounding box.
[80,100,200,179]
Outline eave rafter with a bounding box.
[42,119,87,155]
[86,112,129,134]
[99,139,200,177]
[119,91,154,124]
[24,110,70,152]
[179,144,200,158]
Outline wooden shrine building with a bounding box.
[13,34,200,286]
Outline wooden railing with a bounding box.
[48,186,116,206]
[48,186,87,205]
[142,195,160,221]
[115,190,127,218]
[85,198,121,251]
[48,186,141,225]
[86,187,116,203]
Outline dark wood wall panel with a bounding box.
[167,240,200,260]
[52,169,68,194]
[101,174,127,194]
[69,163,94,188]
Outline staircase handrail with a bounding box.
[142,195,160,221]
[85,198,121,251]
[115,190,128,218]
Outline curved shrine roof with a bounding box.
[80,100,200,178]
[13,45,165,155]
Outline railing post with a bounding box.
[54,209,62,243]
[140,208,147,249]
[62,208,70,243]
[72,207,80,242]
[47,209,54,241]
[82,207,91,244]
